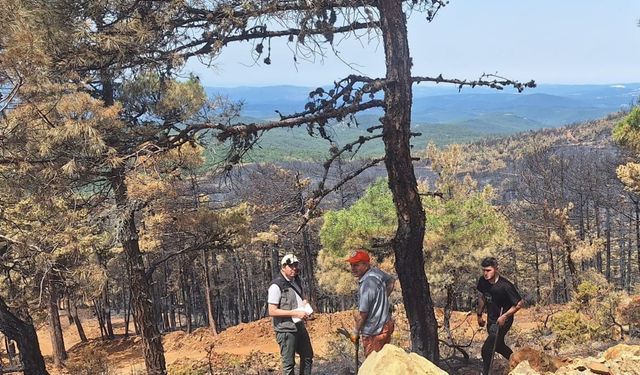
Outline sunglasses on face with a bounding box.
[285,262,300,268]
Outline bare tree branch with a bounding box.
[412,73,536,93]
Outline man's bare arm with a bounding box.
[268,303,306,319]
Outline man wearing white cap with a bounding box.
[267,253,313,375]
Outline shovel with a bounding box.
[487,307,504,375]
[337,327,359,374]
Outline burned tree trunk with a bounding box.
[47,275,67,367]
[0,296,48,375]
[202,249,218,334]
[110,170,166,375]
[69,300,87,343]
[378,0,439,362]
[102,280,115,339]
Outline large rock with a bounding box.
[600,343,640,375]
[508,344,640,375]
[358,344,447,375]
[509,347,569,373]
[509,360,541,375]
[603,343,640,360]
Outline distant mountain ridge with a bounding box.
[203,83,640,162]
[206,83,640,124]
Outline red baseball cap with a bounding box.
[346,250,370,264]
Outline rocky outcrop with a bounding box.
[358,344,447,375]
[508,344,640,375]
[509,347,569,373]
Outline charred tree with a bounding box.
[0,297,48,375]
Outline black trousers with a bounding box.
[481,318,513,374]
[275,322,313,375]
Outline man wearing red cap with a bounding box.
[347,249,395,357]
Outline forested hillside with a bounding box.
[207,85,640,163]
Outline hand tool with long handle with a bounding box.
[337,327,360,374]
[487,307,504,375]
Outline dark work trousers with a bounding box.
[275,322,313,375]
[481,318,513,374]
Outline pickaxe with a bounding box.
[337,327,359,374]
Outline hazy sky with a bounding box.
[185,1,640,87]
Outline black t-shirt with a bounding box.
[476,276,522,322]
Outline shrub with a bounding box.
[65,347,111,375]
[619,295,640,337]
[573,271,611,307]
[619,295,640,324]
[167,359,209,375]
[550,310,590,345]
[575,281,600,305]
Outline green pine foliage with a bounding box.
[319,178,397,257]
[613,106,640,152]
[317,178,396,294]
[318,144,513,302]
[423,144,513,305]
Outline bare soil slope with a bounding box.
[33,307,573,374]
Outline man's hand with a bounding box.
[292,310,307,320]
[350,333,360,344]
[477,314,485,328]
[497,314,508,327]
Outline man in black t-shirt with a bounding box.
[476,257,523,375]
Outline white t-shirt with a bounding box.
[267,277,304,308]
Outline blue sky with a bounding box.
[185,1,640,87]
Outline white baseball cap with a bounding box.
[281,254,299,266]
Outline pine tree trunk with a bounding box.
[595,206,603,272]
[47,277,67,367]
[301,227,317,306]
[606,207,612,281]
[270,248,280,280]
[534,242,541,302]
[565,242,577,292]
[102,280,114,339]
[69,300,88,343]
[627,239,632,292]
[202,250,218,334]
[443,286,454,342]
[378,0,439,362]
[164,261,176,332]
[153,279,164,332]
[110,170,166,374]
[94,299,106,339]
[578,195,587,271]
[634,200,640,280]
[511,248,519,289]
[169,292,177,331]
[124,289,132,337]
[0,297,48,374]
[65,297,74,325]
[560,245,570,302]
[547,228,557,304]
[619,223,627,289]
[180,264,193,333]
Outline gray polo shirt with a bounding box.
[358,268,392,336]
